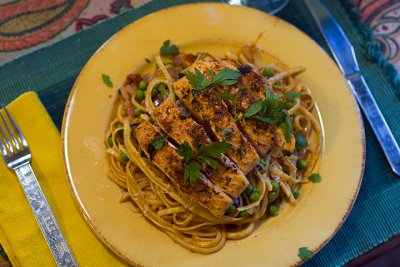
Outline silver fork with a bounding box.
[0,107,78,267]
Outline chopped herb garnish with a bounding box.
[186,67,240,90]
[213,69,241,86]
[176,141,195,159]
[186,68,211,91]
[102,74,113,88]
[216,89,235,101]
[280,113,292,143]
[298,247,313,261]
[243,86,295,142]
[158,83,169,99]
[243,100,263,118]
[177,141,232,184]
[308,173,321,183]
[198,156,219,170]
[160,40,180,55]
[151,136,168,150]
[284,91,301,100]
[184,161,202,184]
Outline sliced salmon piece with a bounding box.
[218,60,276,156]
[134,121,232,218]
[172,55,260,174]
[153,99,249,197]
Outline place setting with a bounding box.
[0,0,399,266]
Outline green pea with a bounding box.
[135,90,145,101]
[245,185,255,195]
[269,205,279,216]
[295,131,308,149]
[107,136,113,147]
[226,204,237,214]
[151,87,159,98]
[120,152,128,162]
[262,67,274,78]
[268,191,278,202]
[250,190,260,202]
[292,188,300,199]
[134,108,143,117]
[308,173,321,183]
[272,181,279,191]
[138,80,148,90]
[239,210,250,218]
[297,159,309,170]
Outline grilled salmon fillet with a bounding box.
[153,99,249,197]
[172,56,260,174]
[134,121,232,218]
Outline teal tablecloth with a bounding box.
[1,0,399,266]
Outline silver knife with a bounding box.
[305,0,400,176]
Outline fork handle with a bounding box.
[14,163,78,267]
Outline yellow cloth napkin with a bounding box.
[0,92,125,266]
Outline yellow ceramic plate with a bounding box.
[62,3,364,267]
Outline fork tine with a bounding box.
[0,124,10,156]
[4,107,26,148]
[1,109,21,151]
[0,112,14,154]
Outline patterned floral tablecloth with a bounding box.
[0,0,399,76]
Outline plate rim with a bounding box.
[61,2,366,266]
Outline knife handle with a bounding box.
[348,75,400,175]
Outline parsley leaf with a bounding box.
[197,141,232,158]
[308,173,321,183]
[298,247,313,261]
[177,141,232,184]
[186,68,211,90]
[285,91,301,100]
[176,141,196,159]
[184,161,201,183]
[198,156,219,170]
[160,40,180,55]
[213,69,241,86]
[186,68,240,90]
[243,85,295,142]
[216,89,235,101]
[253,114,279,125]
[244,100,264,118]
[151,136,167,150]
[102,74,113,88]
[279,113,292,143]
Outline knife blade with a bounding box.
[305,0,400,176]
